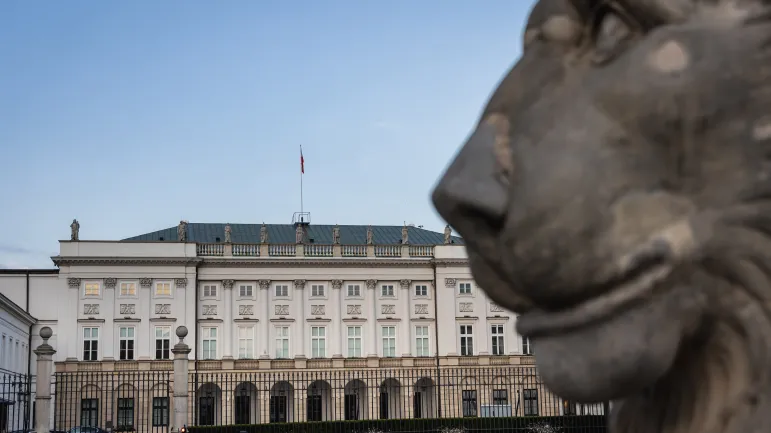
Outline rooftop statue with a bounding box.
[432,1,771,432]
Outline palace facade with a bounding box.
[1,219,596,432]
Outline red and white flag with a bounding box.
[300,146,305,174]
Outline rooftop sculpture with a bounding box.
[432,1,771,432]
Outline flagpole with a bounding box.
[300,145,304,219]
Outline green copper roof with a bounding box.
[123,223,464,245]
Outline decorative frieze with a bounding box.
[381,304,395,314]
[222,280,235,289]
[139,278,153,288]
[119,304,135,315]
[202,305,217,316]
[490,303,504,313]
[174,278,188,288]
[83,304,99,315]
[415,304,429,315]
[259,280,271,290]
[445,278,457,288]
[331,280,344,290]
[293,279,306,289]
[275,305,289,316]
[347,305,362,315]
[239,305,253,315]
[459,302,474,312]
[104,278,117,289]
[311,305,325,316]
[399,279,411,290]
[365,279,377,290]
[67,278,81,288]
[155,304,171,315]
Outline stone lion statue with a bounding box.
[432,1,771,432]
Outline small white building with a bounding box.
[0,289,37,432]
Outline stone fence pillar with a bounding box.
[172,326,192,432]
[34,327,55,433]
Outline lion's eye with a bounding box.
[591,8,634,64]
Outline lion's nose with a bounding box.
[432,122,509,232]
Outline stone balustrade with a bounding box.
[57,355,530,372]
[196,242,435,258]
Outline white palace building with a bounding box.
[0,216,598,432]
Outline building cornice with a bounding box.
[433,259,470,267]
[51,256,203,267]
[50,256,469,268]
[0,293,36,326]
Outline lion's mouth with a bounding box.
[517,260,674,338]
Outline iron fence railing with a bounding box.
[53,370,172,433]
[188,366,606,432]
[0,369,33,433]
[49,366,608,433]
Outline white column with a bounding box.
[139,278,152,359]
[259,280,271,358]
[400,280,412,356]
[65,278,80,361]
[366,279,377,357]
[223,279,234,359]
[294,279,306,358]
[332,280,343,357]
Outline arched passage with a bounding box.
[379,378,402,419]
[344,379,368,420]
[234,382,259,424]
[269,381,294,423]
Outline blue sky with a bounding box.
[0,0,535,268]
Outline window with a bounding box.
[381,285,394,297]
[459,282,472,295]
[524,389,539,416]
[119,282,136,297]
[347,284,361,297]
[275,326,289,359]
[239,284,254,298]
[155,281,171,297]
[491,324,505,355]
[347,326,362,357]
[382,326,396,357]
[80,398,98,427]
[202,284,217,298]
[415,326,430,357]
[522,336,533,355]
[117,397,134,429]
[84,282,100,297]
[311,326,326,358]
[155,326,171,360]
[202,327,217,360]
[152,397,169,427]
[275,284,289,297]
[462,390,478,417]
[460,325,474,356]
[119,327,135,361]
[492,389,508,405]
[311,284,325,297]
[415,284,428,297]
[83,327,99,361]
[238,326,254,359]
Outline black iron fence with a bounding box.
[0,369,33,433]
[53,370,172,433]
[188,366,606,433]
[49,367,607,433]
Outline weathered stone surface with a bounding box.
[432,2,771,432]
